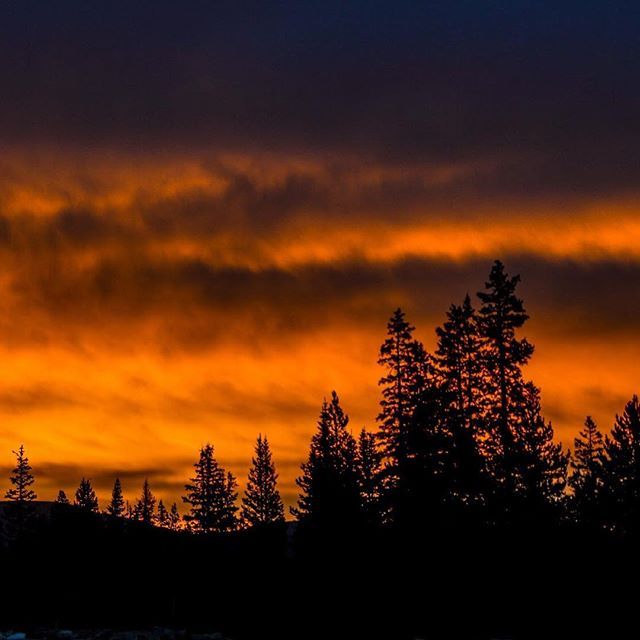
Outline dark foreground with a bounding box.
[0,505,634,640]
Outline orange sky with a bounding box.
[0,148,638,511]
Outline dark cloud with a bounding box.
[0,2,638,200]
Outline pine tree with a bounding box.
[570,416,605,527]
[356,428,383,525]
[183,443,238,533]
[157,499,169,527]
[476,261,535,506]
[377,309,428,473]
[55,489,70,505]
[241,434,285,527]
[106,477,125,518]
[75,478,99,512]
[168,502,181,530]
[603,396,640,534]
[513,382,568,520]
[292,392,361,527]
[5,445,37,502]
[434,296,486,508]
[134,478,156,525]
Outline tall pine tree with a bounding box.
[241,434,285,527]
[434,296,486,510]
[157,499,169,527]
[168,502,181,531]
[377,309,428,470]
[183,443,238,533]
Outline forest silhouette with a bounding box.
[0,260,637,639]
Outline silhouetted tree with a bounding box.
[477,260,535,514]
[603,396,640,534]
[5,445,37,502]
[434,296,487,508]
[511,382,568,521]
[75,477,99,512]
[378,309,428,466]
[183,443,238,533]
[55,489,70,505]
[106,477,125,518]
[125,500,134,520]
[570,416,605,527]
[356,428,382,525]
[157,499,169,527]
[168,502,181,531]
[292,392,361,528]
[134,479,156,525]
[241,434,285,527]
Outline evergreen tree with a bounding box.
[476,261,535,507]
[168,502,181,531]
[106,477,125,518]
[157,499,169,527]
[570,416,605,527]
[134,478,156,524]
[434,296,486,508]
[603,396,640,534]
[512,382,568,520]
[183,443,238,533]
[356,428,383,525]
[75,477,99,512]
[5,445,37,502]
[241,434,285,527]
[125,500,134,520]
[55,489,70,505]
[292,392,361,527]
[377,309,428,473]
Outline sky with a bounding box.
[0,1,639,510]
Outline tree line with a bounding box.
[3,260,640,539]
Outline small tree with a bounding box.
[5,445,37,502]
[183,443,238,533]
[356,428,382,524]
[106,478,125,518]
[241,434,285,527]
[570,416,605,527]
[134,479,156,524]
[55,489,70,505]
[75,478,99,512]
[157,499,169,527]
[168,502,181,531]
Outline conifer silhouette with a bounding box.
[5,445,37,502]
[106,477,125,517]
[55,489,70,505]
[356,428,382,524]
[377,309,428,473]
[183,443,238,533]
[603,396,640,533]
[75,477,99,512]
[134,479,156,524]
[168,502,181,530]
[434,296,487,508]
[570,416,605,527]
[293,392,361,527]
[477,261,535,511]
[156,499,168,527]
[241,434,285,527]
